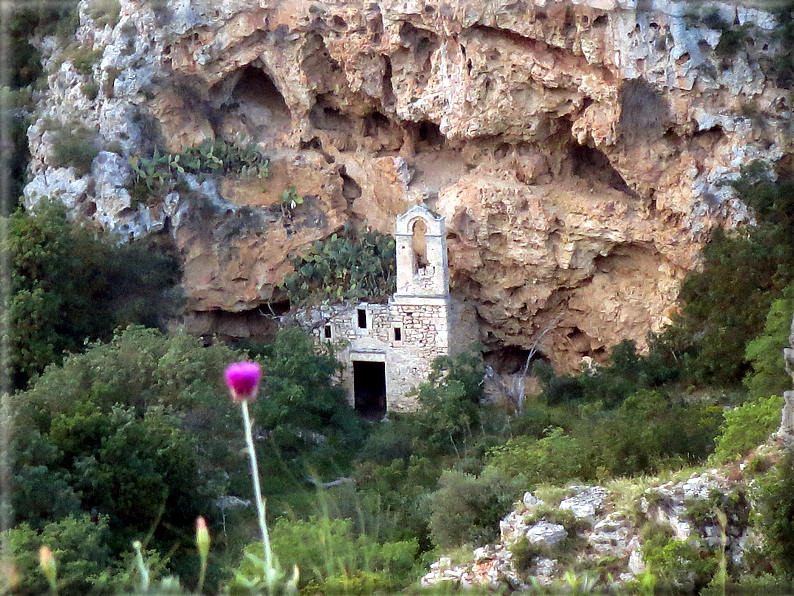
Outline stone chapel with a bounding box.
[304,204,478,418]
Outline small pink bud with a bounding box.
[39,545,57,588]
[196,516,210,559]
[225,361,262,402]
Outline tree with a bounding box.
[4,199,180,389]
[744,283,794,400]
[658,163,794,387]
[241,327,367,476]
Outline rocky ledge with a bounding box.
[421,468,759,592]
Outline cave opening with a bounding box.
[339,166,362,200]
[230,66,292,132]
[484,345,550,376]
[570,144,638,197]
[310,95,354,133]
[416,120,445,150]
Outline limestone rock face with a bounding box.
[422,474,753,591]
[25,0,793,369]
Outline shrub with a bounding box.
[51,123,99,175]
[657,162,794,387]
[231,517,419,593]
[81,82,98,99]
[4,200,181,388]
[244,327,366,474]
[88,0,121,28]
[756,451,794,577]
[409,350,486,455]
[487,427,584,485]
[69,46,104,75]
[744,285,794,400]
[510,537,549,570]
[428,468,523,549]
[4,515,112,596]
[128,140,270,201]
[710,395,783,464]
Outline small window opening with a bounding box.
[357,308,367,329]
[324,325,332,339]
[394,327,402,341]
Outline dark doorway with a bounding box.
[353,361,387,420]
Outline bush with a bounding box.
[87,0,120,28]
[69,46,103,75]
[756,451,794,577]
[710,395,783,464]
[231,517,418,593]
[281,223,396,305]
[4,515,112,596]
[51,123,99,175]
[410,350,486,455]
[243,327,366,475]
[487,427,584,485]
[428,468,523,549]
[657,163,794,387]
[744,285,794,400]
[4,200,181,388]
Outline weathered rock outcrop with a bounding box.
[421,473,754,591]
[24,0,793,368]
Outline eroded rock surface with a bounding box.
[422,474,754,591]
[25,0,793,368]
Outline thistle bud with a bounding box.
[196,516,210,560]
[225,361,262,402]
[39,545,57,592]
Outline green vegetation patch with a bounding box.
[282,222,396,305]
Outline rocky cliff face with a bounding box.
[25,0,792,370]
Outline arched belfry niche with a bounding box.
[394,205,448,298]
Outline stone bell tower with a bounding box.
[394,204,449,300]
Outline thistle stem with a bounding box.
[240,400,276,595]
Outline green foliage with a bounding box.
[642,526,718,593]
[490,391,721,483]
[282,223,396,305]
[69,46,104,75]
[487,427,583,485]
[244,327,366,474]
[657,162,794,387]
[428,468,523,549]
[768,0,794,87]
[699,8,751,58]
[744,284,794,399]
[278,186,303,219]
[128,140,270,204]
[710,395,784,464]
[536,340,678,407]
[11,326,244,584]
[3,200,181,388]
[51,123,99,175]
[232,516,418,593]
[81,82,99,99]
[509,537,550,570]
[88,0,121,28]
[352,454,438,551]
[4,515,112,596]
[756,451,794,577]
[410,351,486,455]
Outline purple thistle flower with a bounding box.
[225,361,262,402]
